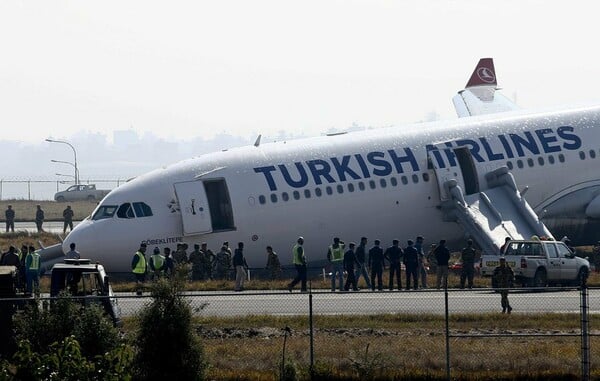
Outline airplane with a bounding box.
[54,58,600,273]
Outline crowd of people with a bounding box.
[0,244,43,296]
[4,204,75,234]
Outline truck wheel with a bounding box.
[56,196,65,202]
[577,268,589,287]
[533,269,547,288]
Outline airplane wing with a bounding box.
[452,58,519,117]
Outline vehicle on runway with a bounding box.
[481,239,590,287]
[59,58,600,273]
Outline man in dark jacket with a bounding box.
[384,239,403,290]
[35,205,45,232]
[354,237,372,289]
[233,242,249,291]
[460,239,477,289]
[343,242,359,291]
[5,205,15,233]
[404,240,419,290]
[434,240,450,289]
[368,239,384,291]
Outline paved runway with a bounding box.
[10,221,80,234]
[115,288,599,317]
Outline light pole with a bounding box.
[46,139,79,184]
[51,160,78,184]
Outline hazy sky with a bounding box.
[1,1,600,144]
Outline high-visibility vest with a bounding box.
[27,253,40,271]
[151,254,165,271]
[329,244,344,262]
[292,244,305,265]
[132,251,146,274]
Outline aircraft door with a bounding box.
[173,181,212,235]
[428,148,466,201]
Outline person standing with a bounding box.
[500,237,511,253]
[492,257,514,313]
[62,205,74,234]
[131,243,147,295]
[5,205,15,233]
[288,237,307,292]
[265,246,282,280]
[404,240,419,290]
[65,243,81,259]
[25,246,41,296]
[384,239,403,291]
[149,247,165,280]
[188,243,204,281]
[460,239,477,289]
[343,242,359,291]
[163,248,174,277]
[369,239,384,291]
[214,245,232,280]
[233,242,249,291]
[173,243,189,266]
[434,240,450,289]
[35,205,45,232]
[1,246,21,267]
[200,242,215,280]
[327,237,345,292]
[354,237,372,289]
[416,236,428,289]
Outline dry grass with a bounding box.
[0,199,97,221]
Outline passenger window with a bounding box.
[517,160,524,169]
[579,151,586,160]
[293,191,300,200]
[326,186,333,195]
[506,161,513,170]
[390,177,398,186]
[380,179,387,188]
[347,183,355,192]
[369,180,376,189]
[117,203,135,219]
[548,155,555,164]
[92,205,118,220]
[590,150,597,159]
[401,176,408,185]
[258,195,266,205]
[537,157,544,166]
[412,174,419,183]
[527,158,534,167]
[315,188,322,197]
[133,202,153,217]
[422,173,429,182]
[282,192,290,201]
[558,154,565,163]
[270,194,278,203]
[358,182,365,191]
[336,185,344,194]
[304,189,311,198]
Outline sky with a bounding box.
[2,0,600,146]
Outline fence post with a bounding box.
[309,281,314,378]
[444,276,450,381]
[28,180,31,200]
[580,283,590,381]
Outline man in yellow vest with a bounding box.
[288,237,307,292]
[131,243,148,295]
[327,237,345,292]
[25,245,41,296]
[149,246,165,280]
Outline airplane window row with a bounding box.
[257,173,430,205]
[506,153,565,170]
[92,202,153,220]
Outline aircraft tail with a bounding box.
[452,58,518,117]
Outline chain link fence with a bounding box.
[0,179,123,200]
[1,284,598,379]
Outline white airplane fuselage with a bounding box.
[64,105,600,272]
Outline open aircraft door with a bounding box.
[174,181,212,235]
[428,148,466,202]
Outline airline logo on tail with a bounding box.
[466,58,497,87]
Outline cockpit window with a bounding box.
[117,203,135,219]
[92,205,118,220]
[133,202,153,217]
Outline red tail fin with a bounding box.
[465,58,497,88]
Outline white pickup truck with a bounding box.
[54,184,110,202]
[480,240,590,287]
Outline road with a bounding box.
[11,221,80,234]
[115,288,598,317]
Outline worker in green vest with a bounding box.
[288,237,307,292]
[25,245,41,296]
[327,237,345,292]
[131,243,148,295]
